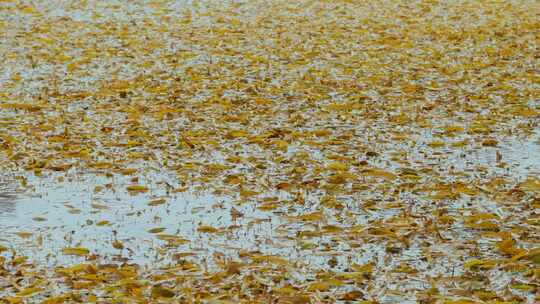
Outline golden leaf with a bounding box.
[62,247,90,256]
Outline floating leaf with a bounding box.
[464,259,497,271]
[197,226,219,233]
[62,247,90,256]
[14,232,33,239]
[16,287,42,297]
[126,185,149,193]
[148,227,166,234]
[151,286,175,298]
[148,198,166,206]
[361,169,397,180]
[112,240,124,250]
[519,178,540,193]
[327,162,348,171]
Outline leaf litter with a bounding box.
[0,0,539,303]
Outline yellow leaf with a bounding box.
[62,247,90,256]
[56,263,94,275]
[151,286,175,298]
[496,239,521,256]
[351,263,374,274]
[296,211,324,222]
[197,225,219,233]
[510,284,536,292]
[148,227,166,234]
[273,286,297,295]
[112,241,124,250]
[16,287,42,297]
[12,256,27,265]
[0,103,43,111]
[464,221,499,231]
[340,290,364,301]
[3,297,23,304]
[429,190,459,200]
[464,259,496,271]
[225,130,248,139]
[451,139,469,147]
[126,185,149,193]
[91,203,109,210]
[481,138,498,147]
[148,198,166,206]
[251,254,289,265]
[257,202,279,211]
[14,232,33,238]
[273,139,288,151]
[361,169,397,180]
[443,125,464,134]
[118,168,138,175]
[307,282,330,292]
[327,162,348,171]
[428,141,445,148]
[519,178,540,193]
[155,234,189,246]
[88,162,114,169]
[42,294,71,304]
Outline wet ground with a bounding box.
[1,136,539,267]
[1,133,538,302]
[0,0,539,303]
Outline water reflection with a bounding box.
[0,135,538,270]
[0,192,16,215]
[0,168,284,267]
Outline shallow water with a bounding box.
[1,171,270,267]
[1,0,539,302]
[1,134,537,268]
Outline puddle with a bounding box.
[0,170,277,267]
[0,193,16,215]
[0,135,537,271]
[0,0,538,301]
